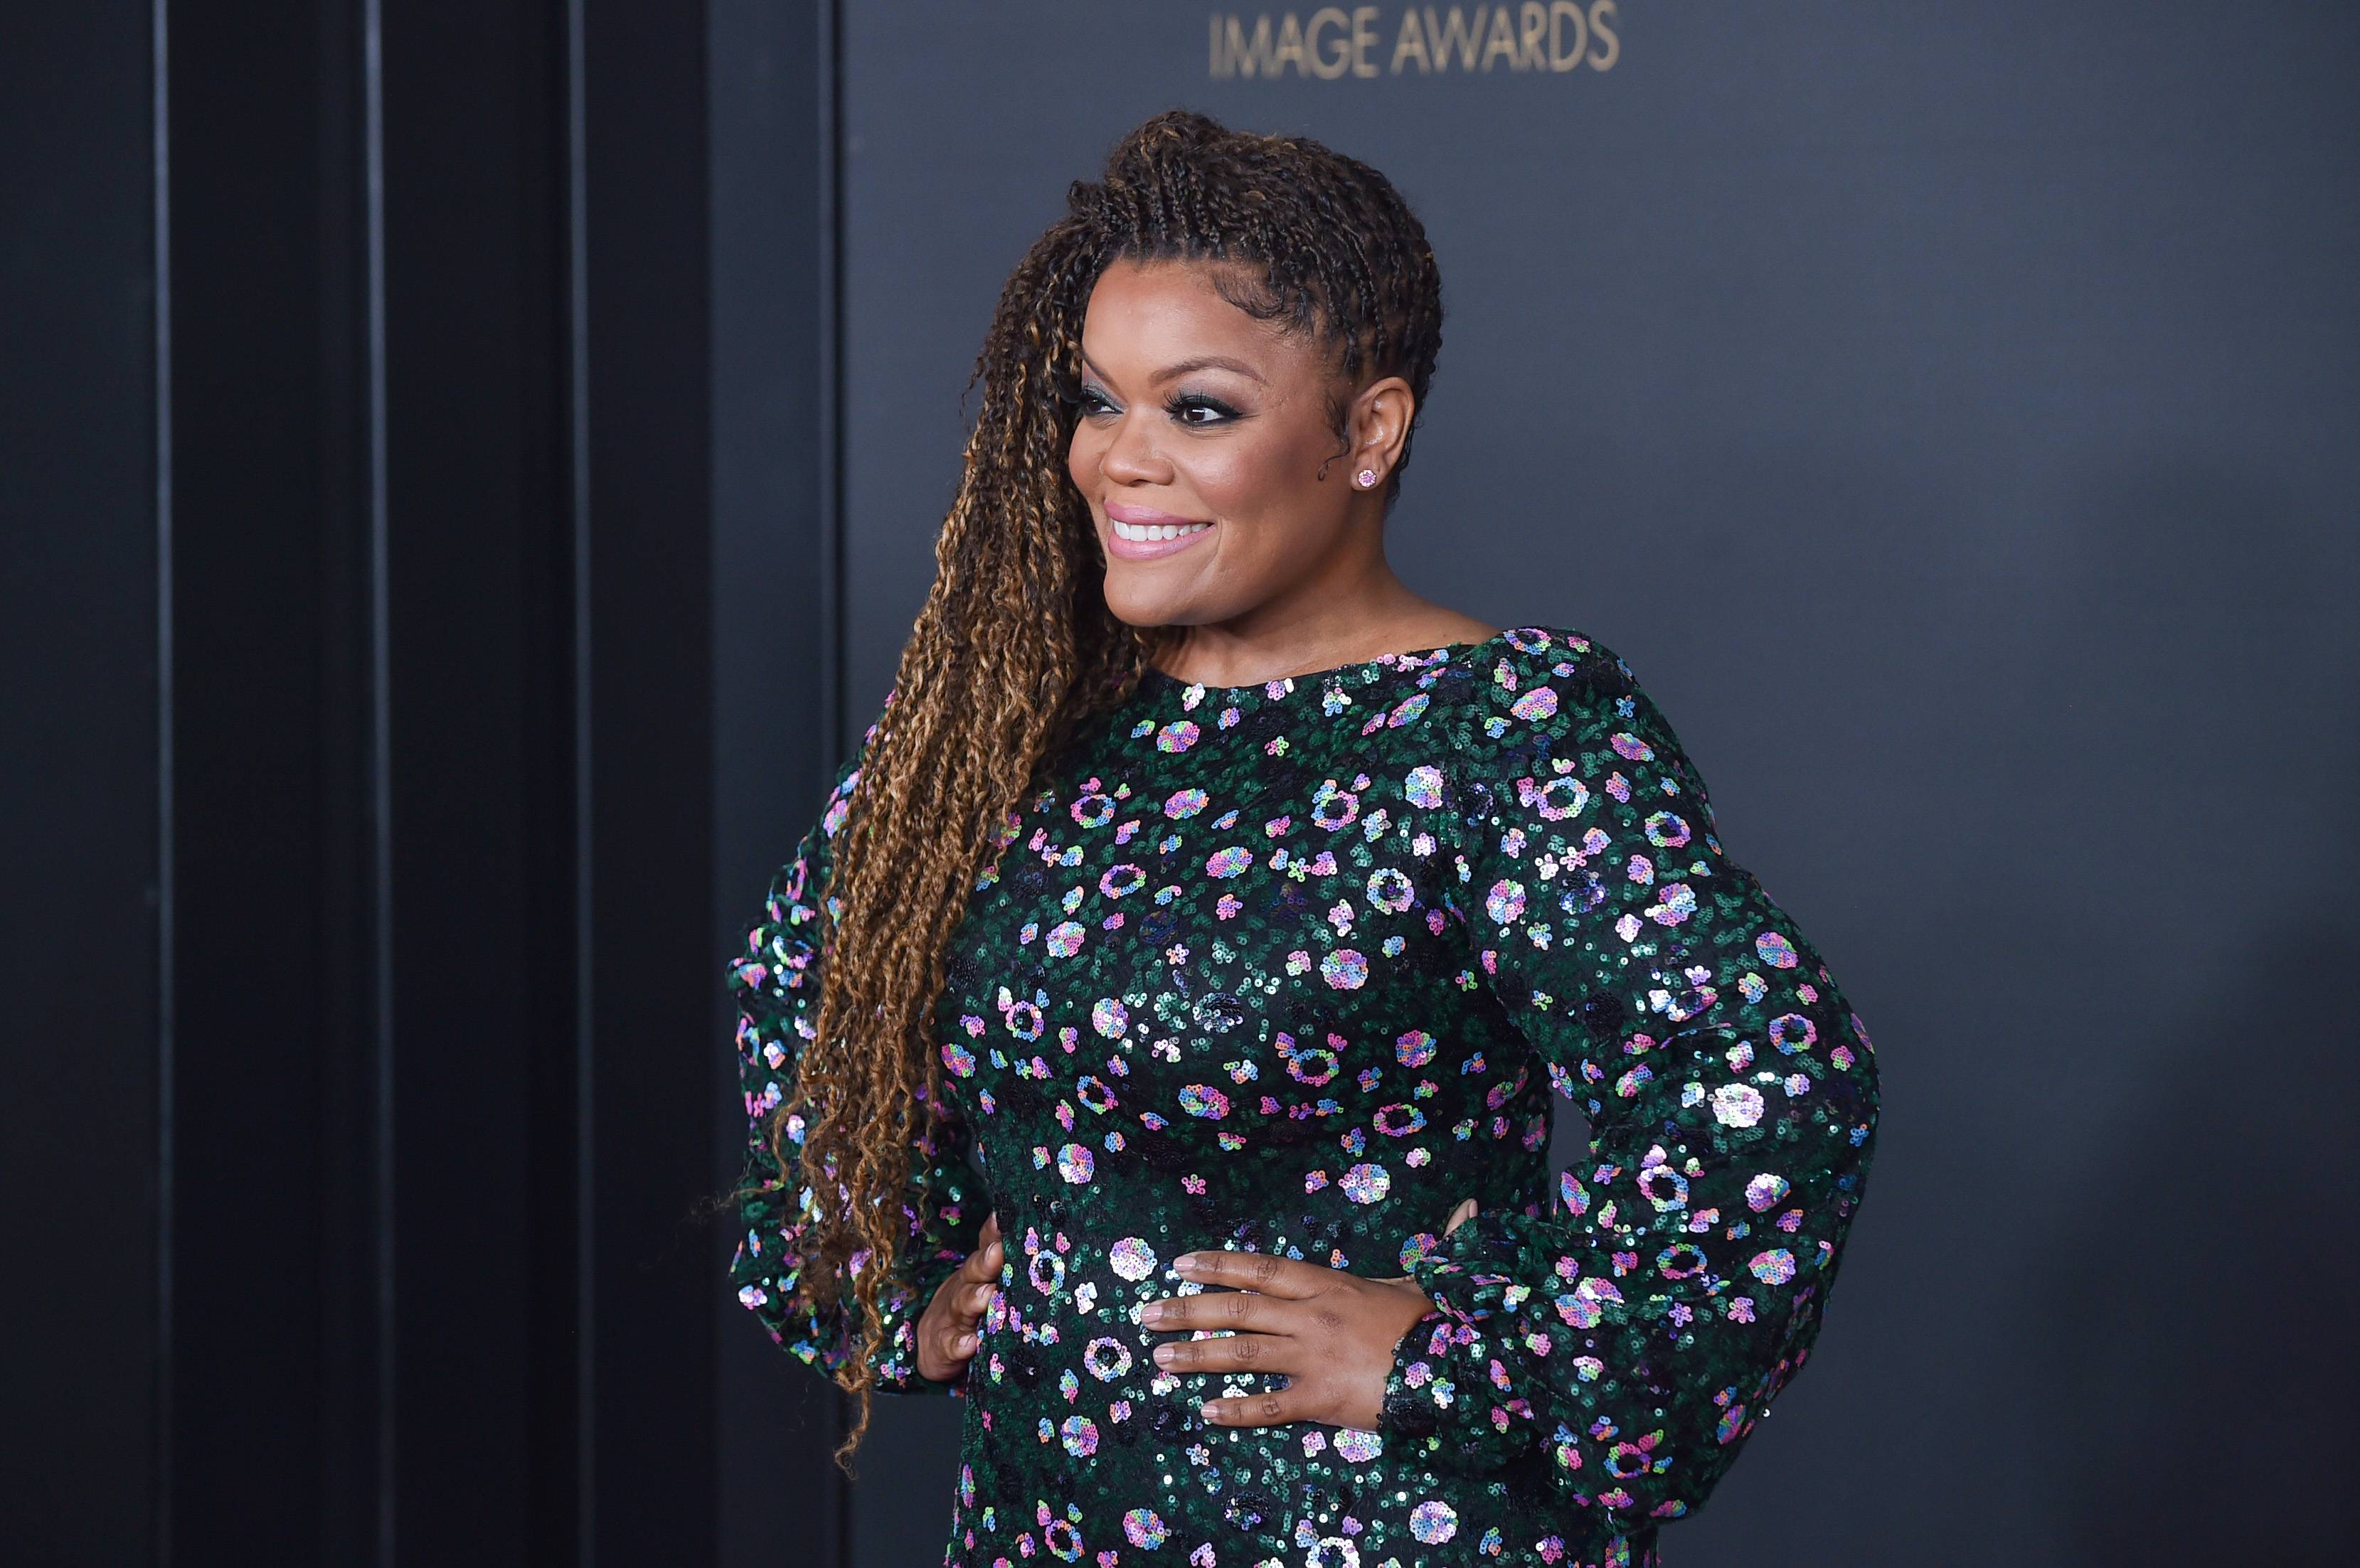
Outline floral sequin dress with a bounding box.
[730,626,1879,1568]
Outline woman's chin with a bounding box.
[1102,578,1202,633]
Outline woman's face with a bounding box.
[1067,256,1409,635]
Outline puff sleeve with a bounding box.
[1381,630,1879,1527]
[727,740,987,1392]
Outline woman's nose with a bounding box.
[1100,410,1166,484]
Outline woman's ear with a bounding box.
[1347,374,1415,490]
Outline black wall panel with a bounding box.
[378,2,575,1557]
[707,1,852,1565]
[579,1,718,1562]
[166,2,381,1559]
[6,2,844,1562]
[2,5,164,1564]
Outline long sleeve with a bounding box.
[1380,632,1879,1528]
[727,742,987,1393]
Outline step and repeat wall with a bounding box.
[824,6,2356,1564]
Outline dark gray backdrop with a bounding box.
[811,4,2360,1564]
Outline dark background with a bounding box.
[6,3,2355,1565]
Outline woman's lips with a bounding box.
[1104,502,1213,562]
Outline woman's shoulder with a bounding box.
[1437,622,1657,752]
[1460,622,1632,680]
[1435,622,1726,831]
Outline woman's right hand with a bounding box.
[915,1212,1002,1384]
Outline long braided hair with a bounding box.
[776,107,1446,1458]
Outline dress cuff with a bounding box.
[1377,1215,1536,1473]
[873,1248,969,1394]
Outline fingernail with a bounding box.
[1137,1300,1164,1325]
[1200,1401,1225,1424]
[1173,1254,1202,1276]
[1152,1344,1174,1366]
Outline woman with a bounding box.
[729,109,1878,1568]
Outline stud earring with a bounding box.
[1356,468,1378,489]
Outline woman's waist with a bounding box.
[978,1140,1547,1262]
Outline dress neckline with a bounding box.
[1136,627,1516,700]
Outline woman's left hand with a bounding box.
[1136,1198,1477,1430]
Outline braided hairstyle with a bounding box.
[775,107,1445,1460]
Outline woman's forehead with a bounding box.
[1081,258,1333,381]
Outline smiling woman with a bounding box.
[1071,255,1489,681]
[727,108,1877,1568]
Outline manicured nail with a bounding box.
[1173,1254,1203,1276]
[1152,1344,1175,1366]
[1138,1300,1165,1325]
[1200,1401,1226,1424]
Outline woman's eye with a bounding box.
[1167,397,1238,427]
[1078,388,1118,417]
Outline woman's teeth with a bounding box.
[1112,519,1211,542]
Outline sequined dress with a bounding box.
[729,626,1878,1568]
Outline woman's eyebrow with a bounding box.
[1080,349,1267,386]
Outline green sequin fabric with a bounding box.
[730,626,1878,1567]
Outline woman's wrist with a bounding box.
[1378,1302,1449,1439]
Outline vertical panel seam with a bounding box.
[151,1,174,1560]
[566,1,598,1559]
[361,4,396,1562]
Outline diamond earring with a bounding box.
[1356,468,1378,489]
